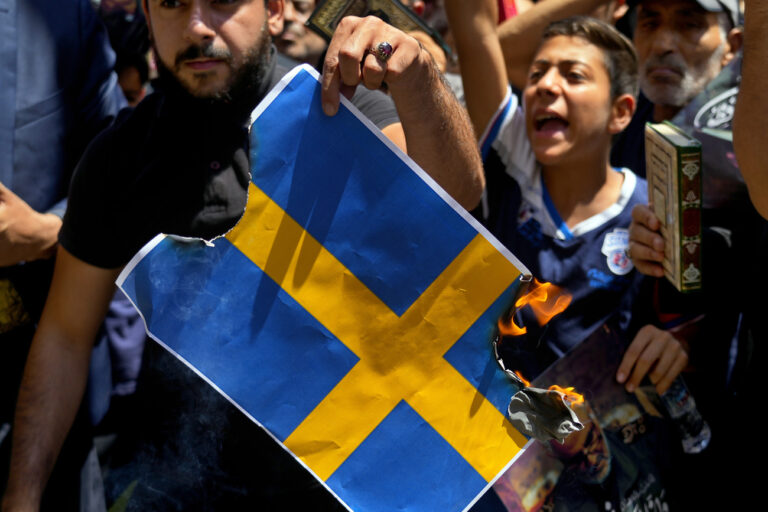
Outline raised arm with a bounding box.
[443,0,509,140]
[320,16,484,210]
[1,249,120,512]
[733,0,768,220]
[498,0,609,89]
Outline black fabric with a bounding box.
[59,91,250,268]
[104,341,348,511]
[60,53,398,269]
[662,219,768,511]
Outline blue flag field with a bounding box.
[117,65,532,512]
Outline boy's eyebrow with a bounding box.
[558,59,591,68]
[531,58,591,69]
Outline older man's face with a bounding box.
[634,0,731,109]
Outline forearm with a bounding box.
[733,0,768,219]
[497,0,606,89]
[2,331,92,511]
[444,0,508,138]
[388,54,485,210]
[2,249,119,511]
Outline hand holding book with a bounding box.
[627,203,665,278]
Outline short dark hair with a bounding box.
[541,16,638,100]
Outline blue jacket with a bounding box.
[0,0,126,217]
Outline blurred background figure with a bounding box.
[114,52,150,107]
[98,0,152,106]
[275,0,327,67]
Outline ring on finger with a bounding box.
[371,41,394,63]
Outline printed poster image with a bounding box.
[492,324,679,512]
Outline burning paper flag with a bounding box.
[493,279,585,442]
[496,278,573,337]
[118,65,534,512]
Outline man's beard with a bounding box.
[154,25,272,113]
[639,44,725,108]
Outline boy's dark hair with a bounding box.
[541,16,638,100]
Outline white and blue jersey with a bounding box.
[479,90,648,376]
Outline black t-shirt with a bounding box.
[60,53,399,269]
[61,53,399,510]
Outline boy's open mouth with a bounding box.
[534,114,569,132]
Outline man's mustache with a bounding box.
[643,54,687,77]
[175,44,232,67]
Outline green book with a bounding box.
[645,121,703,293]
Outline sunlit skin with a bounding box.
[590,0,629,25]
[522,36,633,228]
[524,36,618,169]
[143,0,283,99]
[634,0,738,122]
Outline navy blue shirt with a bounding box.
[480,90,647,376]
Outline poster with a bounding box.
[493,324,678,512]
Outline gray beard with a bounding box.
[640,44,726,108]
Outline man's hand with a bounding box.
[0,183,62,267]
[319,15,484,211]
[321,15,430,116]
[616,324,688,395]
[628,203,665,278]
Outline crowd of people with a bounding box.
[0,0,764,510]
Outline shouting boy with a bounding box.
[444,1,686,390]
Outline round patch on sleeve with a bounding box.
[601,228,633,276]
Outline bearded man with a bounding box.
[1,1,483,510]
[610,0,742,176]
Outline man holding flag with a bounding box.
[2,0,485,510]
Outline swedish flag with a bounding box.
[118,65,531,511]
